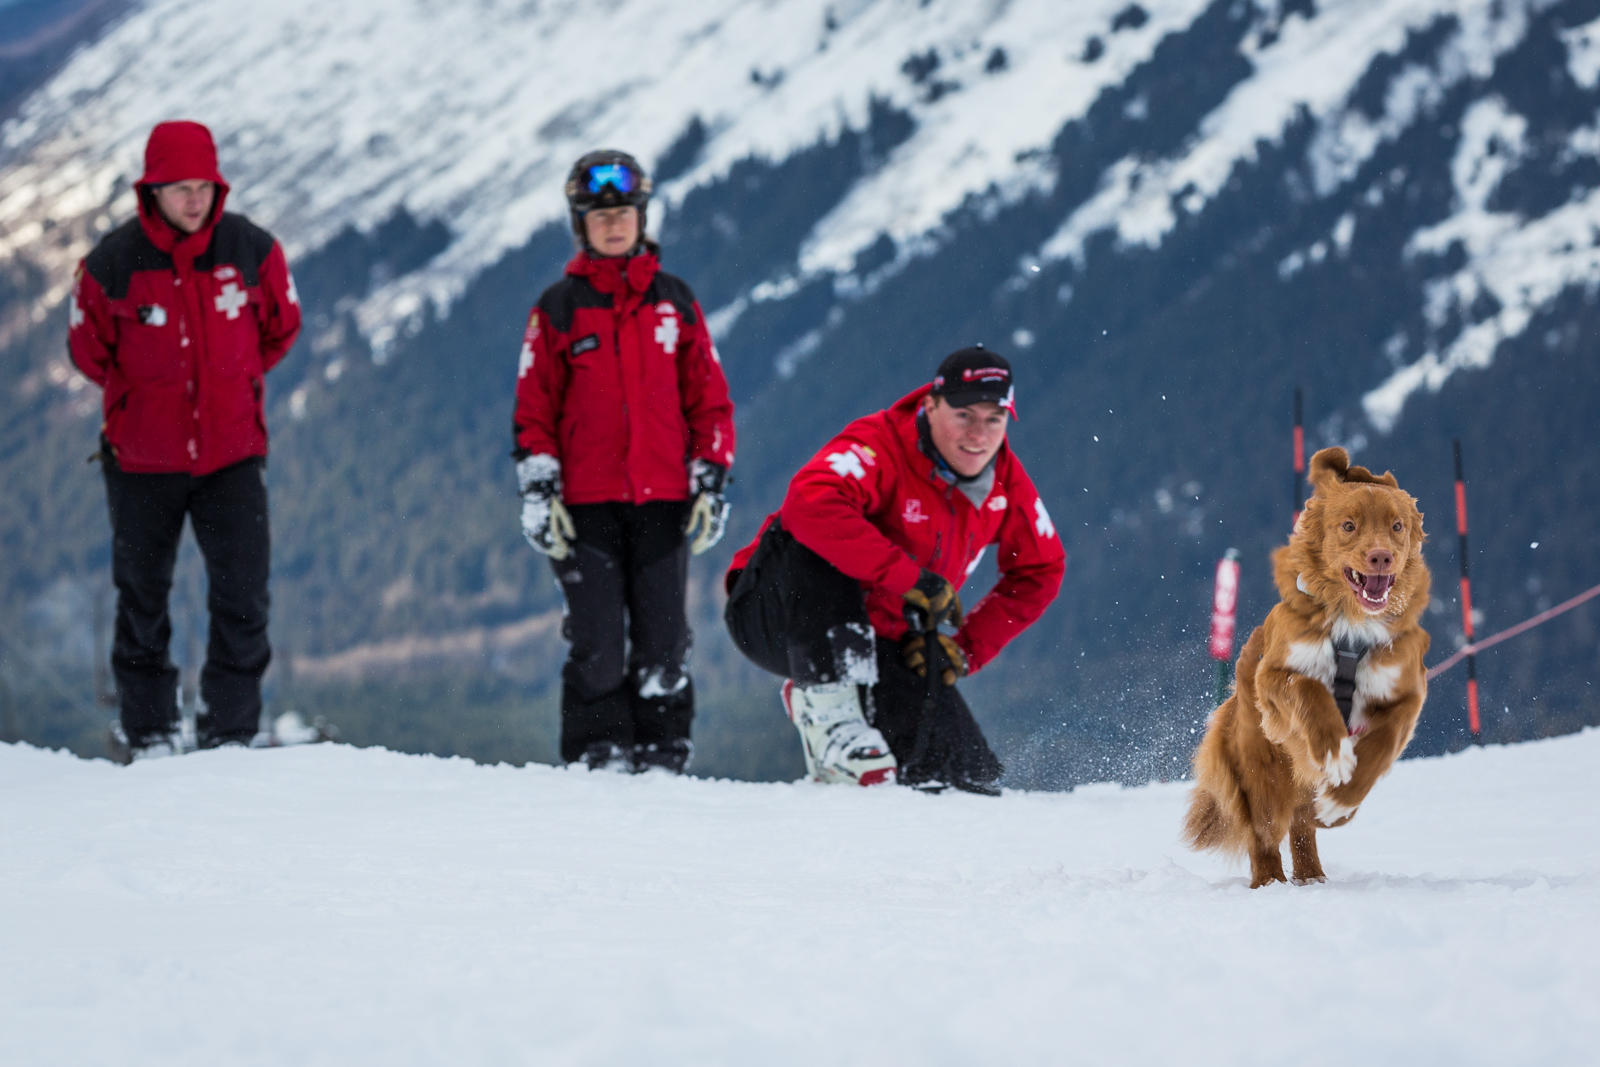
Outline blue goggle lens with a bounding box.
[586,164,635,195]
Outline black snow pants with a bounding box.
[724,521,1002,787]
[552,501,693,763]
[103,451,271,748]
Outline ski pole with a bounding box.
[1292,387,1305,532]
[906,606,938,777]
[1454,440,1481,743]
[1209,548,1241,704]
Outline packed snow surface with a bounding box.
[3,728,1598,1065]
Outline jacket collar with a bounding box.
[137,198,220,270]
[567,248,659,307]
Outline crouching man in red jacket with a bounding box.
[724,348,1064,793]
[68,121,302,762]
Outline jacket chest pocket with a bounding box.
[206,283,264,378]
[110,302,184,382]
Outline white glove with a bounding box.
[684,458,730,556]
[517,454,576,560]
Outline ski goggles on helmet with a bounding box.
[585,163,636,196]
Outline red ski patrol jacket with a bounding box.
[68,121,301,475]
[730,386,1066,673]
[512,249,736,505]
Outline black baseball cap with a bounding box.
[930,346,1017,418]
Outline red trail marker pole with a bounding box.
[1453,439,1482,742]
[1292,388,1305,532]
[1210,548,1241,704]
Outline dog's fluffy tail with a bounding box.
[1182,700,1251,857]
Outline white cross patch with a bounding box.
[655,314,679,354]
[285,270,300,306]
[826,451,867,481]
[215,282,248,320]
[69,292,85,330]
[1033,498,1056,539]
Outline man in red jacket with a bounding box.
[725,348,1064,793]
[513,150,736,774]
[69,121,302,762]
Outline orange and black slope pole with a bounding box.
[1454,439,1482,743]
[1292,388,1305,531]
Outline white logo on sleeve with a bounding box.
[517,341,535,379]
[215,282,248,320]
[285,270,300,306]
[826,451,867,481]
[69,292,85,330]
[654,305,679,353]
[1033,498,1056,539]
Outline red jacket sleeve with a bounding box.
[512,307,566,459]
[678,302,735,469]
[257,242,302,372]
[780,421,924,598]
[67,264,115,388]
[954,462,1066,673]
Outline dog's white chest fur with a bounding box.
[1285,638,1403,731]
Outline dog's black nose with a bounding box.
[1366,548,1394,574]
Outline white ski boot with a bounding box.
[781,680,897,786]
[106,722,184,765]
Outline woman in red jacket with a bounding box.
[69,121,302,762]
[512,151,736,774]
[724,349,1064,793]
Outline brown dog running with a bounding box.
[1183,447,1431,887]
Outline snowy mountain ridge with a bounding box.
[2,0,1596,425]
[0,0,1206,352]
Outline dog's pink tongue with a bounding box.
[1365,573,1395,596]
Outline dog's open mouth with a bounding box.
[1343,567,1396,613]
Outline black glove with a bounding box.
[902,632,969,686]
[684,459,730,555]
[902,568,963,631]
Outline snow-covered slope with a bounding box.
[3,729,1596,1065]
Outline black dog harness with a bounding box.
[1330,636,1372,731]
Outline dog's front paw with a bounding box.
[1314,790,1358,828]
[1320,735,1357,787]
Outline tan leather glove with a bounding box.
[901,632,969,687]
[901,568,963,630]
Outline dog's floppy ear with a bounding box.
[1307,447,1350,494]
[1343,463,1400,488]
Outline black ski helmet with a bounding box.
[565,149,652,249]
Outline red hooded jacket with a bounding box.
[512,250,735,505]
[729,387,1066,673]
[68,121,301,474]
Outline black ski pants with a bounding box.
[103,452,271,747]
[724,522,1001,786]
[552,501,693,763]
